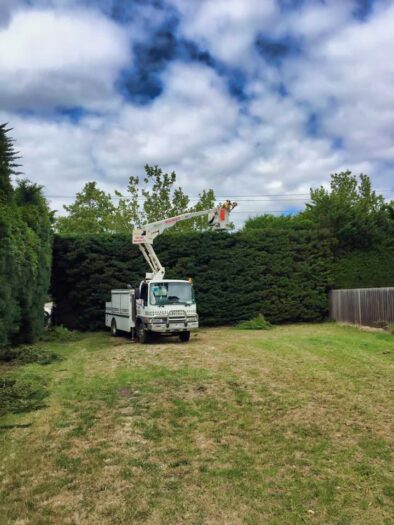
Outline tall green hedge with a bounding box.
[0,125,52,347]
[51,229,333,330]
[332,245,394,289]
[0,188,52,346]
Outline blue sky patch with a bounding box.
[306,113,320,137]
[255,34,302,65]
[332,137,344,150]
[353,0,376,20]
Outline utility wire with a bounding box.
[45,195,310,203]
[232,210,290,214]
[44,189,394,200]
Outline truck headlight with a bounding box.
[187,316,198,322]
[152,317,167,324]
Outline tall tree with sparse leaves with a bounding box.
[55,164,216,234]
[55,182,117,234]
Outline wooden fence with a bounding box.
[329,287,394,327]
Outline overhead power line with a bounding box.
[44,189,394,201]
[46,195,310,203]
[232,210,290,214]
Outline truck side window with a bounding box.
[140,283,148,305]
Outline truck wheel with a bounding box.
[111,319,118,336]
[179,331,190,342]
[137,323,149,344]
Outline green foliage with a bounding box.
[332,245,394,288]
[141,164,190,224]
[51,229,333,330]
[302,171,393,253]
[0,125,52,347]
[41,325,81,343]
[235,314,273,330]
[0,123,20,202]
[244,213,314,231]
[0,345,62,365]
[243,172,394,289]
[55,182,117,234]
[55,164,216,234]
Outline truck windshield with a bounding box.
[149,282,195,306]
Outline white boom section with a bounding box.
[133,201,237,280]
[139,242,166,279]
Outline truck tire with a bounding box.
[137,323,149,344]
[179,331,190,342]
[111,319,118,336]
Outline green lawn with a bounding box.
[0,324,393,524]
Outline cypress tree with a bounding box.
[0,125,17,345]
[0,125,52,346]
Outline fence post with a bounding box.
[358,288,362,325]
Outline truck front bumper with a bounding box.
[147,321,199,333]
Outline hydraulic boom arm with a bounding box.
[133,201,237,280]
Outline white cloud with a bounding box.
[0,8,131,111]
[170,0,277,66]
[283,3,394,172]
[1,0,393,228]
[273,0,355,41]
[92,62,240,184]
[2,60,348,225]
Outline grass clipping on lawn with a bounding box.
[0,345,62,416]
[0,375,48,416]
[235,313,273,330]
[0,345,62,365]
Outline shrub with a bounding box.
[41,325,81,343]
[235,314,273,330]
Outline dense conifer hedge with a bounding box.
[0,126,52,346]
[333,245,394,289]
[51,230,333,330]
[0,190,52,346]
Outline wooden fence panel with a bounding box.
[329,287,394,327]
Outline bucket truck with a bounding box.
[105,201,237,343]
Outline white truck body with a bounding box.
[105,289,135,333]
[105,280,199,336]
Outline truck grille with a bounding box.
[169,310,186,317]
[168,310,186,323]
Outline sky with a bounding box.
[0,0,393,222]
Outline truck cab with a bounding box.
[136,279,198,342]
